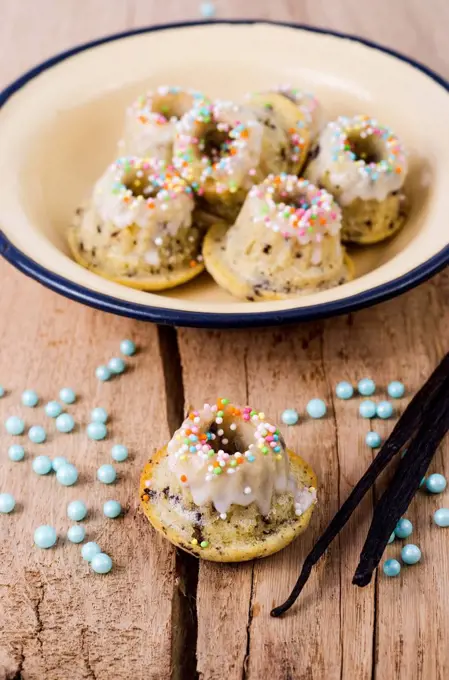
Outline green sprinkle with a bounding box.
[221,398,230,405]
[230,460,237,467]
[217,410,224,417]
[213,467,222,475]
[250,410,257,417]
[200,540,209,548]
[207,451,214,458]
[262,447,269,454]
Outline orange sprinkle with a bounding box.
[237,457,244,465]
[240,129,249,139]
[180,475,187,483]
[395,167,402,174]
[320,218,327,226]
[142,494,150,502]
[138,115,148,124]
[189,260,198,268]
[185,428,192,435]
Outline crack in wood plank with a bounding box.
[157,326,199,680]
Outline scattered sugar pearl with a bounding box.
[108,357,126,374]
[200,1,216,18]
[217,429,224,436]
[34,525,57,549]
[335,381,354,400]
[67,500,87,521]
[191,538,198,546]
[59,387,76,404]
[8,444,25,462]
[91,407,108,424]
[244,486,252,495]
[394,518,413,539]
[87,422,107,441]
[52,456,68,472]
[306,399,327,419]
[200,540,209,548]
[387,381,405,399]
[229,423,237,431]
[28,425,46,444]
[433,508,449,527]
[376,401,393,419]
[56,413,75,433]
[401,544,421,565]
[383,558,401,577]
[67,525,86,543]
[81,541,101,562]
[96,365,111,382]
[91,553,113,574]
[359,400,376,419]
[358,378,376,396]
[45,401,63,418]
[365,431,382,448]
[103,500,122,518]
[222,438,229,445]
[0,493,15,513]
[5,416,25,436]
[281,408,299,426]
[111,444,128,462]
[32,455,52,475]
[56,463,78,486]
[21,389,39,407]
[426,473,447,494]
[120,339,136,356]
[97,464,117,484]
[220,513,227,520]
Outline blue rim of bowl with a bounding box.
[0,19,448,328]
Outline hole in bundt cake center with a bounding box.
[207,419,248,455]
[201,126,231,163]
[347,133,383,165]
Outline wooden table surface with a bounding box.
[1,1,449,679]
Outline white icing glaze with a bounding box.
[93,157,195,239]
[167,401,316,516]
[248,175,342,265]
[173,100,264,194]
[306,115,407,205]
[275,84,324,136]
[121,86,208,162]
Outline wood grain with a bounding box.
[1,1,449,679]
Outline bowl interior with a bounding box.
[0,22,448,315]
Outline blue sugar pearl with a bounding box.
[111,444,128,462]
[376,401,394,419]
[383,558,401,577]
[67,525,86,543]
[108,357,125,374]
[67,500,87,521]
[28,425,46,444]
[200,1,216,18]
[395,518,413,539]
[103,500,122,518]
[59,387,76,404]
[365,431,382,448]
[45,401,63,418]
[388,531,395,544]
[55,413,75,433]
[34,525,57,549]
[97,464,117,484]
[281,408,299,426]
[358,378,376,396]
[359,400,376,419]
[335,381,354,400]
[8,444,25,462]
[0,385,4,397]
[52,456,68,472]
[120,339,136,356]
[21,389,39,407]
[306,399,327,419]
[426,473,447,494]
[401,544,422,565]
[91,407,108,424]
[387,381,405,399]
[32,455,52,475]
[81,541,101,562]
[56,463,78,486]
[87,422,107,441]
[91,553,113,574]
[95,365,111,382]
[5,416,25,436]
[0,493,15,513]
[433,508,449,527]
